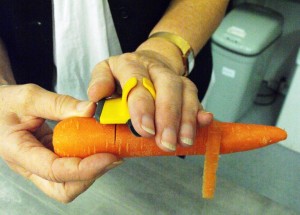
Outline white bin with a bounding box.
[204,3,283,121]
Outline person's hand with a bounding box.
[0,84,122,203]
[87,38,213,152]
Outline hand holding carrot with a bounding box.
[0,84,122,203]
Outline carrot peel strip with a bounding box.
[202,121,221,199]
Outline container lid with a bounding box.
[212,3,283,56]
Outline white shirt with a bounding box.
[53,0,122,100]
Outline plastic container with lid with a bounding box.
[212,3,283,56]
[204,3,283,122]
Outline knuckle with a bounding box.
[159,100,181,119]
[168,105,182,118]
[131,92,146,104]
[160,72,183,86]
[58,194,76,204]
[111,53,139,69]
[183,78,198,94]
[19,84,41,112]
[119,52,138,62]
[92,62,102,75]
[93,60,109,73]
[130,91,153,110]
[52,95,74,116]
[187,103,199,117]
[109,53,147,78]
[21,84,39,99]
[47,159,61,182]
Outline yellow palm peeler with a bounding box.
[94,77,156,136]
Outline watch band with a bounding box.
[149,32,195,76]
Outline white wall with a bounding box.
[277,49,300,152]
[232,0,300,153]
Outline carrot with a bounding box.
[53,117,287,158]
[52,117,287,199]
[202,121,221,199]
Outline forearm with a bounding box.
[137,0,229,75]
[0,38,16,85]
[151,0,229,54]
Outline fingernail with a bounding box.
[77,101,93,112]
[104,160,124,171]
[141,115,155,135]
[161,128,177,151]
[180,123,194,146]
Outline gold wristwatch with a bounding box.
[149,32,195,76]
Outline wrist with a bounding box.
[136,37,185,76]
[149,32,195,76]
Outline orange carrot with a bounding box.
[52,117,287,199]
[53,117,287,158]
[202,121,221,199]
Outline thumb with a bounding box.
[14,84,96,121]
[87,60,115,102]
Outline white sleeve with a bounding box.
[53,0,122,100]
